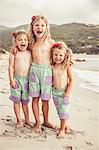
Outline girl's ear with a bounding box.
[12,32,16,38]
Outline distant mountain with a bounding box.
[50,24,58,27]
[0,23,99,54]
[0,25,11,31]
[50,22,99,54]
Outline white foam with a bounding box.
[74,68,99,94]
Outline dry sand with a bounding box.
[0,53,98,150]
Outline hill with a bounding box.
[0,25,11,31]
[0,23,99,54]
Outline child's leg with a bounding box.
[22,103,31,126]
[42,100,55,129]
[57,119,66,138]
[32,97,42,133]
[40,65,55,128]
[65,123,71,133]
[13,102,23,127]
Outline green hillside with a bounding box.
[0,23,99,54]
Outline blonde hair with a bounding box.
[28,15,51,46]
[50,41,74,68]
[12,29,30,49]
[12,29,29,41]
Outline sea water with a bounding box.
[73,55,99,94]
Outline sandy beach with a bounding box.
[0,53,99,150]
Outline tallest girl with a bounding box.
[28,15,55,133]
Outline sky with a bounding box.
[0,0,99,27]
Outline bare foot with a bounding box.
[65,126,71,134]
[25,120,33,128]
[32,123,42,133]
[16,122,23,128]
[43,122,56,129]
[57,130,65,139]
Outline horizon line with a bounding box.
[0,22,99,28]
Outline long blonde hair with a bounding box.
[50,41,74,68]
[28,15,51,46]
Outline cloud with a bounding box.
[0,0,99,27]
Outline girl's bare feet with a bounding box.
[33,122,42,133]
[43,122,56,129]
[25,120,33,127]
[65,126,71,134]
[16,121,23,128]
[57,130,65,139]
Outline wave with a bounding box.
[73,68,99,94]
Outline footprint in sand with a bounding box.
[1,116,47,141]
[64,145,78,150]
[66,146,73,150]
[67,128,85,137]
[89,117,99,121]
[1,118,12,122]
[0,90,9,94]
[1,130,19,138]
[85,141,93,146]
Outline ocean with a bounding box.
[73,54,99,94]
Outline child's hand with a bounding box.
[63,91,70,97]
[10,80,17,88]
[10,47,18,55]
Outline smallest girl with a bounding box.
[8,29,32,128]
[51,42,74,138]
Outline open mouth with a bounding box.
[21,44,26,47]
[37,31,43,34]
[55,60,61,62]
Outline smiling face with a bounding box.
[52,48,66,65]
[32,18,47,39]
[15,33,28,51]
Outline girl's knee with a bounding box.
[32,97,39,104]
[42,100,49,106]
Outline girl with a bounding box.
[50,42,74,138]
[28,15,55,133]
[9,30,32,128]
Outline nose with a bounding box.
[57,55,60,59]
[37,25,41,29]
[21,39,26,43]
[22,40,24,42]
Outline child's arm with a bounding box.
[63,66,74,96]
[10,47,18,55]
[8,53,16,88]
[30,52,33,65]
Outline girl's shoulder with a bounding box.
[47,38,55,45]
[26,49,32,55]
